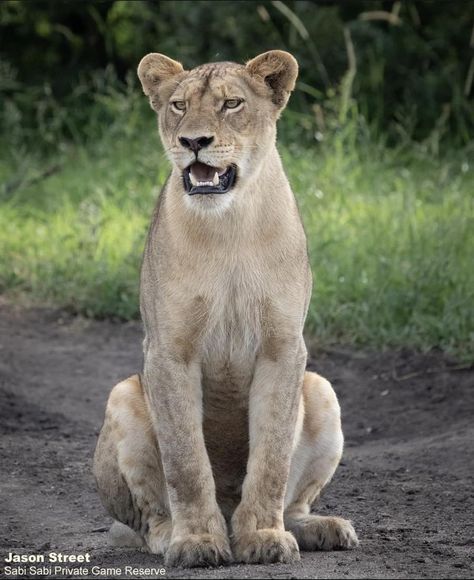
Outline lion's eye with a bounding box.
[224,99,243,110]
[171,101,186,112]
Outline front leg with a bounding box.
[231,340,307,564]
[143,350,231,567]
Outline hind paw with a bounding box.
[287,515,359,551]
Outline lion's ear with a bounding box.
[137,53,184,97]
[245,50,298,109]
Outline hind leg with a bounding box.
[93,375,172,554]
[284,371,358,550]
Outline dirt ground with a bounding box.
[0,302,473,579]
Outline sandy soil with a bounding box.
[0,302,473,579]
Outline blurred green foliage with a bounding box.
[1,0,473,148]
[0,1,473,357]
[0,114,472,358]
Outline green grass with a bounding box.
[0,119,472,360]
[287,143,473,359]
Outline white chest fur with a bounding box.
[199,257,266,397]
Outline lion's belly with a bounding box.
[203,388,249,515]
[197,273,264,513]
[200,319,258,515]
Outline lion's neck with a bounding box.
[164,145,298,249]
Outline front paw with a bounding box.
[165,533,232,568]
[233,529,300,564]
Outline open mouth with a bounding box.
[183,162,237,195]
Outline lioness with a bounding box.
[93,50,358,568]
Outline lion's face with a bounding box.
[138,52,298,208]
[157,63,274,197]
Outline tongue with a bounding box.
[190,162,216,181]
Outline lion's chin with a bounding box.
[183,162,237,195]
[184,188,236,215]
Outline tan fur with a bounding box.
[94,51,358,567]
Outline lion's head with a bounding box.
[137,51,298,207]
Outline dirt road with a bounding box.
[0,303,473,579]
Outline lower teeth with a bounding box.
[189,168,225,188]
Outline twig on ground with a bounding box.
[393,364,473,382]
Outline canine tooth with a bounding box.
[212,172,219,186]
[189,171,198,186]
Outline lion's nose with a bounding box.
[179,135,214,153]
